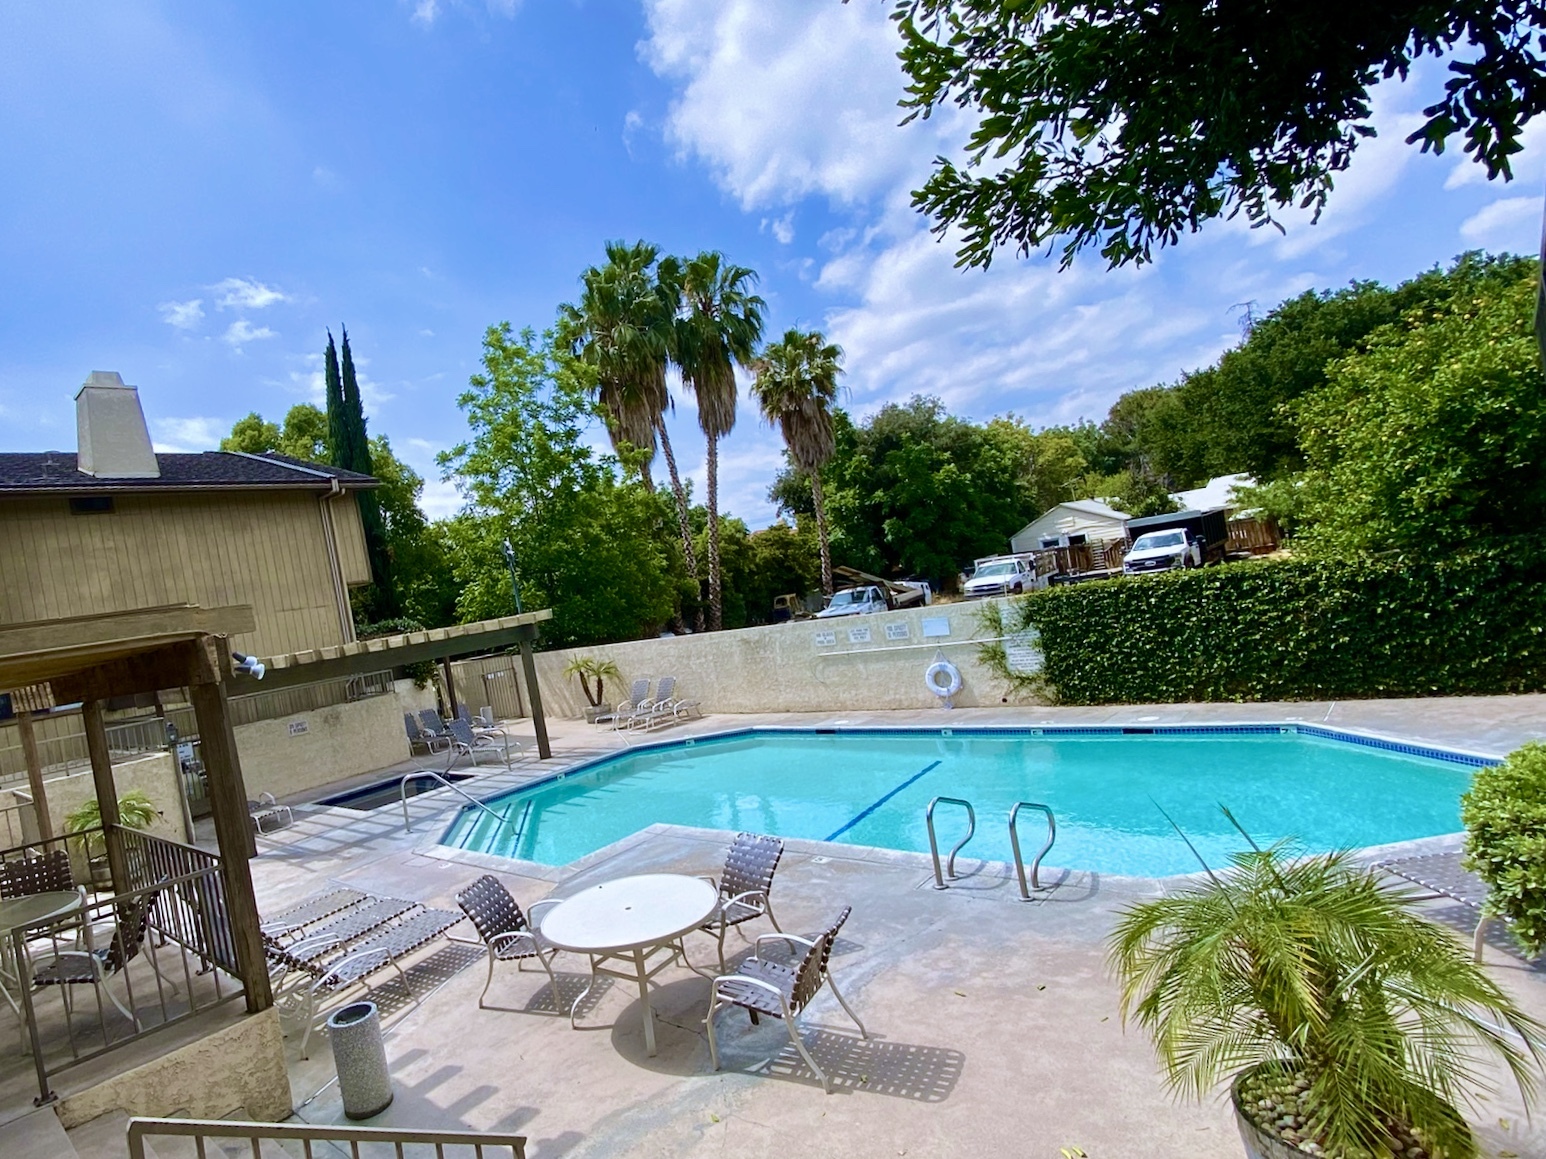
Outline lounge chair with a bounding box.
[479,706,498,729]
[454,875,563,1011]
[248,792,293,835]
[34,887,160,1030]
[628,675,678,730]
[445,718,508,769]
[1375,850,1497,962]
[605,679,651,730]
[418,709,455,748]
[698,833,784,972]
[705,907,867,1094]
[265,900,465,1057]
[405,713,443,755]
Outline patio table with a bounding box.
[0,889,83,1066]
[538,874,717,1057]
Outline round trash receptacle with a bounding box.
[327,1001,393,1119]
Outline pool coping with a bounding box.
[417,719,1495,885]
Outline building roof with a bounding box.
[1170,473,1253,512]
[1054,499,1130,521]
[0,451,377,495]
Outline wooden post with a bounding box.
[81,700,129,896]
[440,659,458,720]
[189,668,272,1013]
[514,627,550,759]
[16,710,53,841]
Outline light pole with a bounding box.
[501,538,523,615]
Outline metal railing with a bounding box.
[926,796,976,890]
[128,1116,527,1159]
[402,770,510,834]
[4,828,246,1105]
[1008,801,1057,899]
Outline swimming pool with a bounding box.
[437,726,1490,877]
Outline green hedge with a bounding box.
[1001,542,1546,704]
[1463,742,1546,956]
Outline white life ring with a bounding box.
[925,658,962,698]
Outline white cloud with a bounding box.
[764,212,795,245]
[212,277,288,310]
[222,319,277,349]
[158,298,204,329]
[640,0,957,210]
[1445,119,1546,189]
[1459,196,1541,249]
[411,0,439,25]
[283,348,393,414]
[151,416,224,453]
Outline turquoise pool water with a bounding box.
[438,727,1485,877]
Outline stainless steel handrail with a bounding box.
[1009,801,1057,899]
[128,1117,526,1159]
[926,795,976,889]
[401,770,508,833]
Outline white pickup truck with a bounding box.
[962,556,1038,598]
[815,585,890,618]
[1122,528,1203,575]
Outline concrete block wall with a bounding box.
[532,598,1044,719]
[234,688,411,800]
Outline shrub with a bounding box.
[1463,742,1546,956]
[981,539,1546,704]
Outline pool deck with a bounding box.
[245,694,1546,1158]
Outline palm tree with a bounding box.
[676,252,765,631]
[751,328,843,595]
[1110,840,1544,1159]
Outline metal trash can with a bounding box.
[327,1001,393,1119]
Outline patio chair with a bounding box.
[605,679,652,730]
[405,713,447,755]
[33,886,161,1030]
[453,874,564,1011]
[418,709,455,747]
[479,706,497,729]
[0,848,74,898]
[705,906,867,1094]
[248,792,293,835]
[698,832,785,972]
[445,718,508,769]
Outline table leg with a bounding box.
[633,948,656,1057]
[569,955,598,1029]
[15,927,52,1104]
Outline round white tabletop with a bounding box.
[0,890,81,937]
[539,874,717,954]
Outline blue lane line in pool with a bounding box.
[825,760,943,842]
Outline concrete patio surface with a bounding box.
[245,695,1546,1158]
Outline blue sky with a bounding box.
[2,1,1542,528]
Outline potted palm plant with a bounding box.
[1110,837,1543,1159]
[64,790,160,886]
[563,657,622,723]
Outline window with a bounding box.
[69,496,115,514]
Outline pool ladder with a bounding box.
[926,796,1057,901]
[401,770,510,834]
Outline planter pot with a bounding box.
[583,704,613,724]
[1231,1067,1462,1159]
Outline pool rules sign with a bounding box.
[1004,628,1044,675]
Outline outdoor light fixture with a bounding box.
[232,652,266,680]
[501,538,523,615]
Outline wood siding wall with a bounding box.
[0,491,356,657]
[330,494,371,586]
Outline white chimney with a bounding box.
[75,371,161,478]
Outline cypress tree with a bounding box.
[328,327,400,619]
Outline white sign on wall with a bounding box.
[921,617,952,638]
[288,720,309,737]
[1004,629,1044,675]
[847,626,872,644]
[813,630,836,647]
[885,622,910,641]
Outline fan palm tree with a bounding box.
[751,328,843,595]
[676,252,765,631]
[1110,839,1544,1159]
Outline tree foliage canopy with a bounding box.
[894,0,1546,268]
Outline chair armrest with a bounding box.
[488,930,539,951]
[711,974,792,1015]
[528,898,563,922]
[723,889,768,909]
[753,932,813,954]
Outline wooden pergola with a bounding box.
[0,604,273,1013]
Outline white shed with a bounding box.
[1009,499,1130,553]
[1170,473,1255,513]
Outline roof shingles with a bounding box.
[0,452,376,493]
